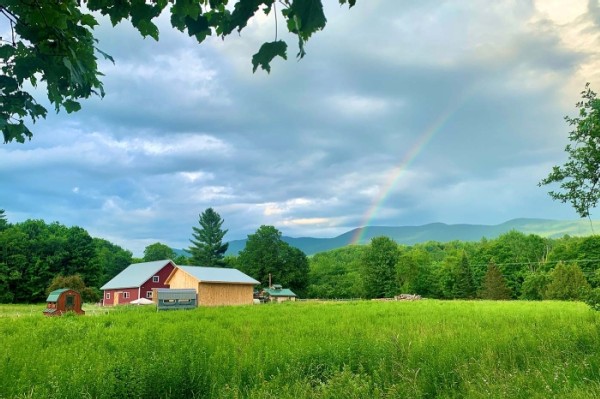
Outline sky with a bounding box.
[2,0,600,256]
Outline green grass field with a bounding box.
[1,300,600,398]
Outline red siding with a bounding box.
[102,262,175,306]
[139,263,175,300]
[103,288,138,306]
[44,289,85,316]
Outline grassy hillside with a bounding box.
[2,301,600,398]
[224,218,598,255]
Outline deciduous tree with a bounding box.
[237,225,309,295]
[545,262,590,300]
[397,247,435,296]
[46,274,101,303]
[361,236,399,299]
[540,84,600,221]
[0,0,357,143]
[143,242,176,262]
[188,208,229,266]
[520,271,551,300]
[93,238,133,286]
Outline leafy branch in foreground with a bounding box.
[539,83,600,220]
[0,0,356,143]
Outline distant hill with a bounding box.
[221,218,598,256]
[172,248,191,258]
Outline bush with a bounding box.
[81,287,101,303]
[544,263,590,301]
[585,287,600,311]
[520,272,550,300]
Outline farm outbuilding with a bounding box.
[264,285,297,302]
[100,259,176,306]
[165,266,259,306]
[155,288,197,310]
[43,289,85,316]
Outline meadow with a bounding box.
[1,300,600,398]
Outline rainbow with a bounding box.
[350,89,474,245]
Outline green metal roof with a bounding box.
[100,260,174,290]
[46,289,69,302]
[264,287,297,297]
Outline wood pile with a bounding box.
[394,294,422,301]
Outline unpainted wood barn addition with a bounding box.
[166,265,259,306]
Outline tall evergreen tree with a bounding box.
[189,208,229,266]
[0,209,8,231]
[480,263,512,300]
[454,252,476,299]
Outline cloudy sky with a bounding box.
[2,0,600,256]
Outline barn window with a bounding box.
[152,275,159,283]
[106,293,110,299]
[123,292,130,299]
[146,291,153,298]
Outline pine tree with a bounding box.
[0,209,8,231]
[480,263,512,300]
[453,252,476,299]
[189,208,229,266]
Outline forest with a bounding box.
[2,209,600,306]
[307,233,600,302]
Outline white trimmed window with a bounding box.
[152,275,159,283]
[123,292,130,299]
[146,291,153,298]
[106,293,110,299]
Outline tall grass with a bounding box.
[1,300,600,398]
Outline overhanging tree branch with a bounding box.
[0,0,357,144]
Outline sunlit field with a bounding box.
[2,300,600,398]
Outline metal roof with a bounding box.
[100,260,174,290]
[156,288,197,300]
[176,266,259,285]
[264,287,297,297]
[46,288,69,302]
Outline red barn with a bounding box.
[43,289,85,316]
[100,259,175,306]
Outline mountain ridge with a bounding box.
[177,218,597,257]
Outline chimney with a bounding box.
[269,273,272,288]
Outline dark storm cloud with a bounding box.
[1,0,597,255]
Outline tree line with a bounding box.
[0,210,132,303]
[0,208,310,303]
[3,206,600,306]
[309,231,600,304]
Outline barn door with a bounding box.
[66,295,74,310]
